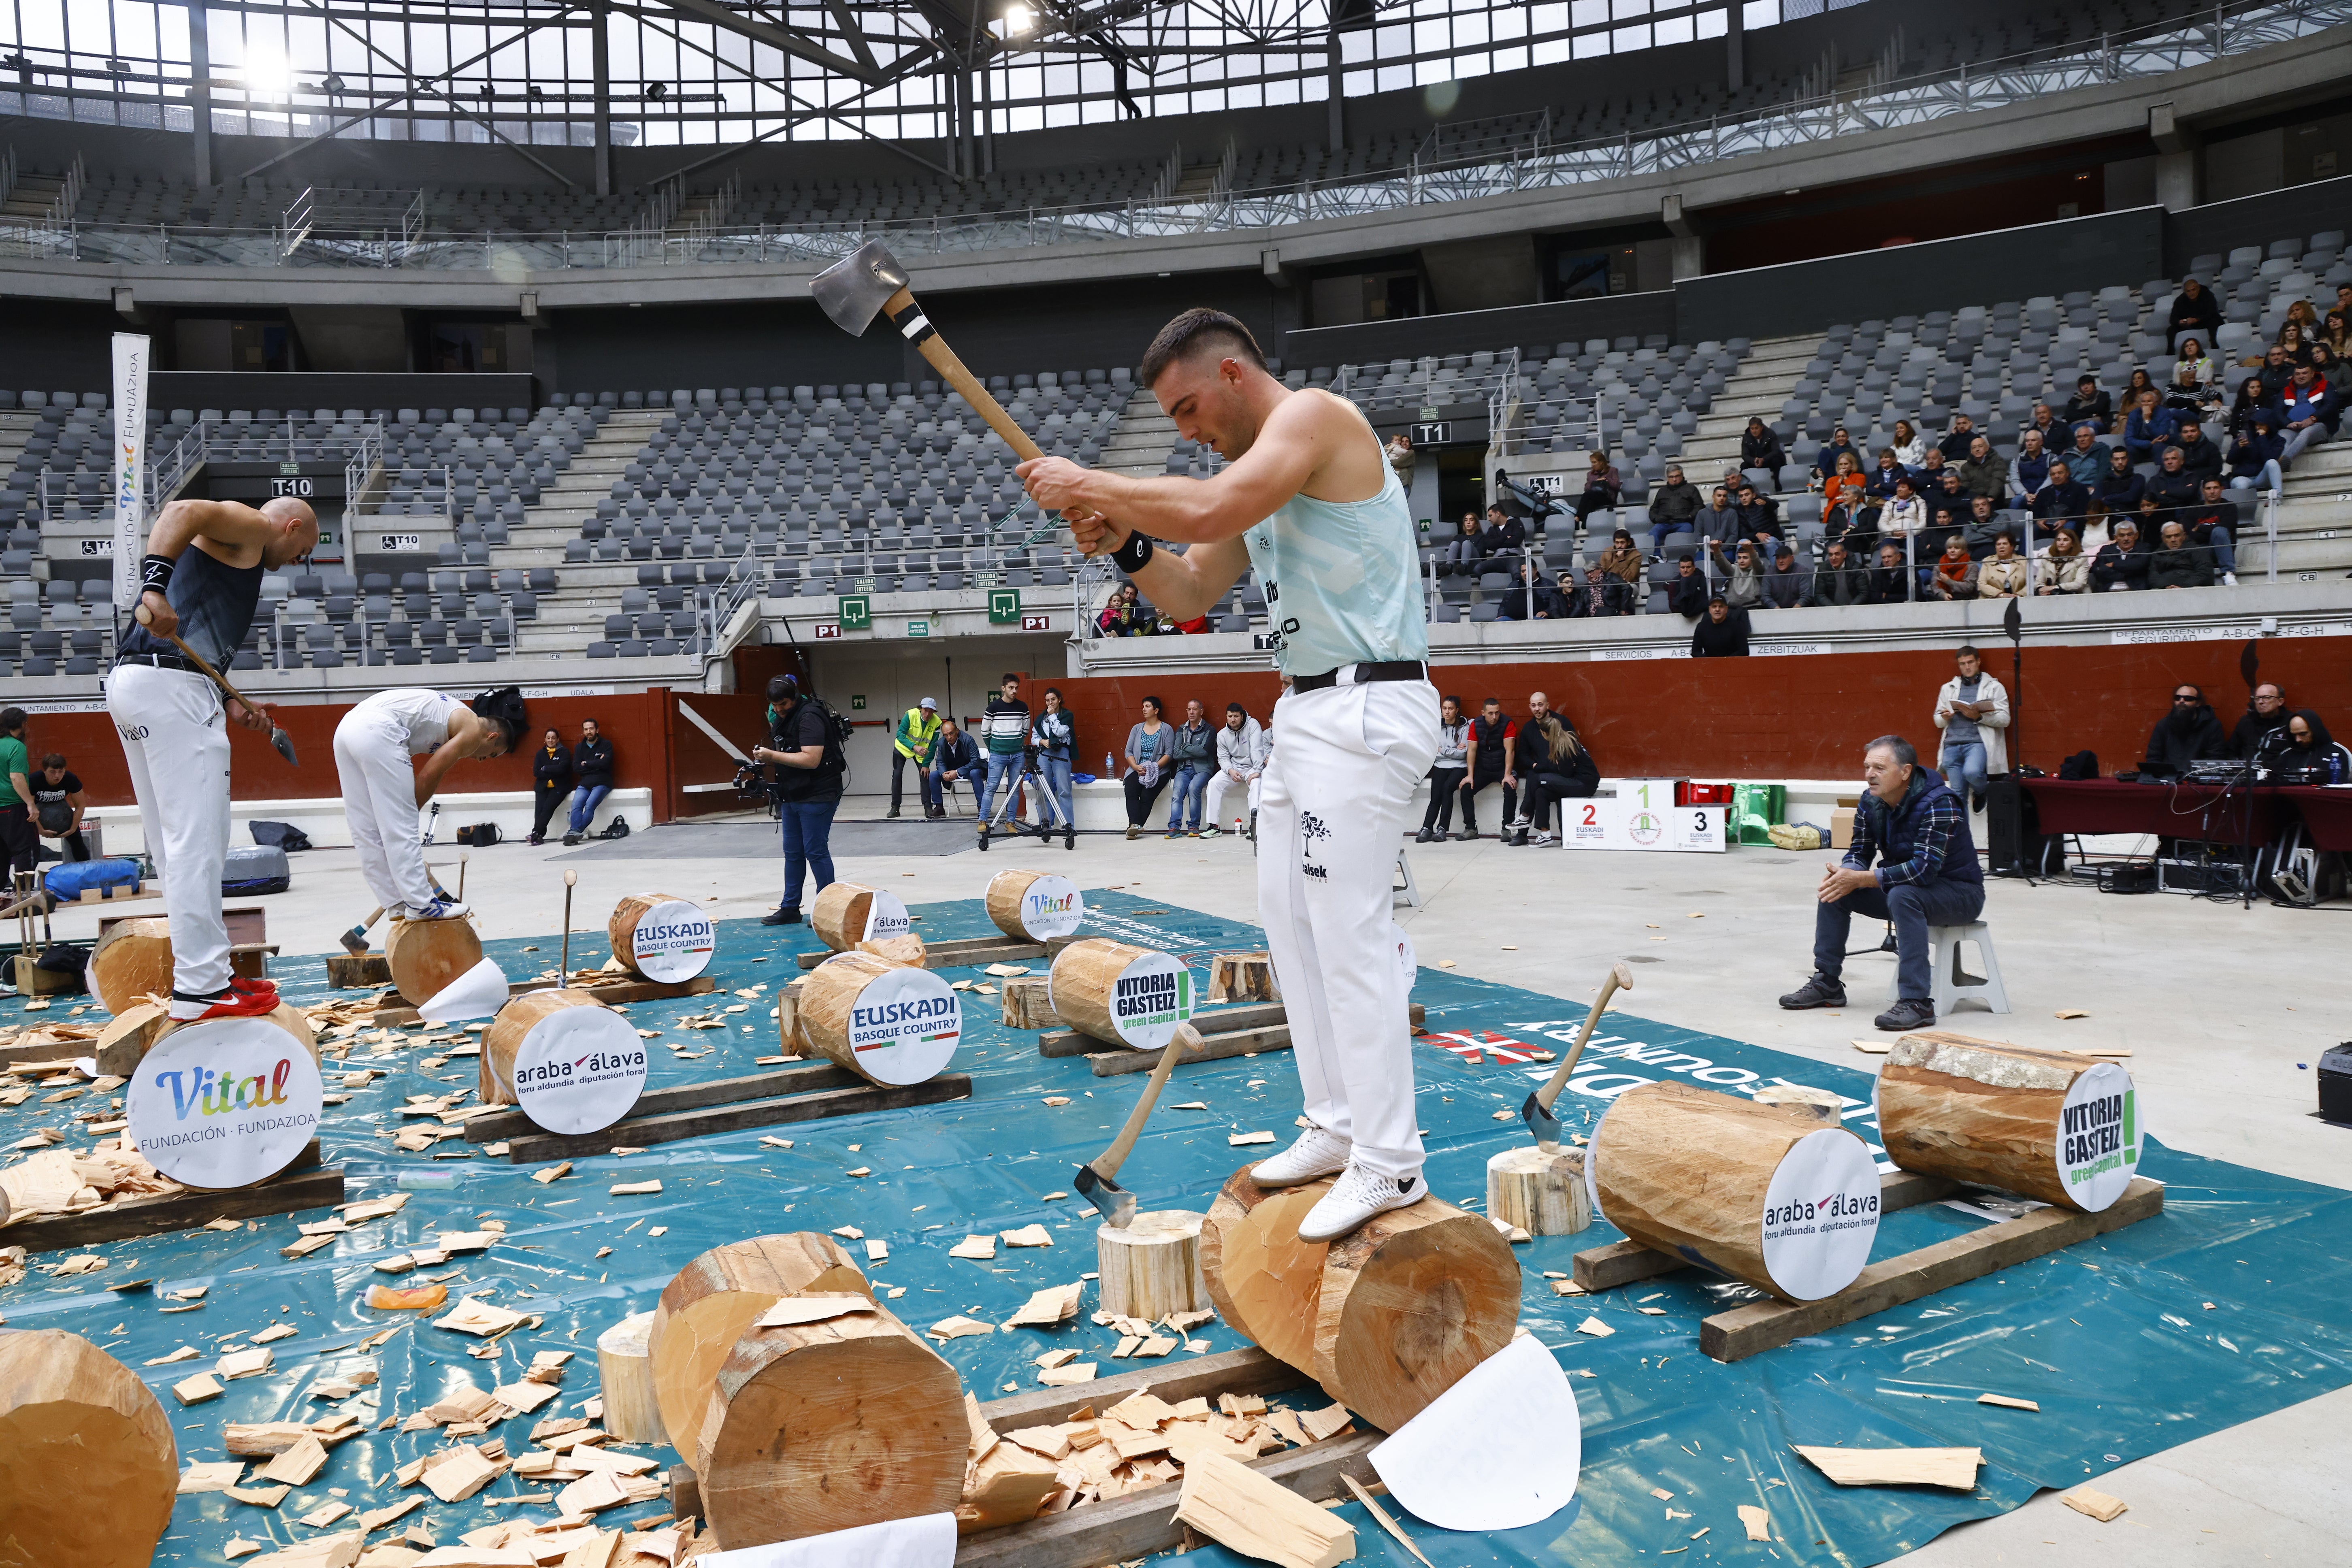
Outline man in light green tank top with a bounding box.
[1020,307,1442,1242]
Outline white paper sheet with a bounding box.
[1369,1332,1581,1532]
[418,956,510,1024]
[699,1513,957,1568]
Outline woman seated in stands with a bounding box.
[1823,486,1880,561]
[2167,338,2219,416]
[2089,518,2150,592]
[2114,368,2158,432]
[2284,298,2324,344]
[1889,419,1928,470]
[2061,375,2112,432]
[1572,450,1622,524]
[2323,309,2350,358]
[2075,496,2114,556]
[1439,513,1483,577]
[2277,320,2313,367]
[1821,449,1866,516]
[1928,534,1979,600]
[1977,532,2031,598]
[1866,446,1911,500]
[1813,425,1859,483]
[2226,374,2279,439]
[2228,412,2286,494]
[1741,417,1786,475]
[2037,527,2090,594]
[2122,386,2181,464]
[1878,475,1925,552]
[1097,582,1151,637]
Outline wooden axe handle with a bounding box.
[890,286,1045,465]
[1534,962,1634,1115]
[1086,1021,1200,1183]
[135,605,263,718]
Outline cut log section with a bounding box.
[1878,1032,2140,1212]
[88,917,173,1016]
[594,1311,663,1443]
[148,1001,320,1064]
[1207,952,1280,1004]
[796,951,963,1086]
[1097,1210,1211,1321]
[481,988,602,1104]
[999,976,1060,1031]
[607,894,716,984]
[694,1300,966,1550]
[0,1329,179,1568]
[1587,1081,1881,1304]
[1752,1084,1846,1125]
[384,916,486,1007]
[646,1234,871,1455]
[776,978,808,1055]
[1176,1451,1356,1568]
[855,934,928,965]
[324,952,393,989]
[811,882,910,952]
[1048,938,1194,1051]
[1485,1146,1591,1237]
[476,989,646,1135]
[93,1001,169,1078]
[984,869,1086,942]
[1199,1164,1518,1434]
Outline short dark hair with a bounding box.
[1482,697,1501,707]
[1138,308,1265,387]
[766,673,801,704]
[39,752,65,770]
[1000,671,1021,685]
[1957,644,1979,658]
[1226,702,1246,714]
[1866,735,1919,767]
[1140,694,1163,715]
[0,708,21,733]
[1442,694,1462,707]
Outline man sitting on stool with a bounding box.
[1779,735,1985,1032]
[925,720,982,815]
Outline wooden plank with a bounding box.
[1088,1027,1292,1077]
[370,974,716,1027]
[9,1146,342,1254]
[1572,1170,1958,1291]
[976,1346,1304,1435]
[1044,1001,1425,1058]
[500,1075,974,1163]
[1698,1176,2163,1363]
[794,935,1055,972]
[461,1065,865,1142]
[1,1033,97,1067]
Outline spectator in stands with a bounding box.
[977,673,1033,832]
[1958,435,2005,501]
[1806,540,1870,606]
[2228,411,2286,494]
[1733,481,1782,548]
[1938,413,1980,463]
[562,718,614,846]
[1917,470,1971,559]
[1438,513,1482,577]
[1119,696,1173,840]
[1502,557,1560,621]
[1932,645,2009,811]
[1827,482,1881,559]
[2170,421,2223,484]
[2062,374,2113,432]
[2142,685,2229,776]
[888,697,942,819]
[1890,419,1928,469]
[1649,463,1701,549]
[1963,494,2012,561]
[2146,444,2202,522]
[1669,555,1711,618]
[1033,688,1076,830]
[1385,432,1415,484]
[29,754,87,863]
[2279,361,2342,465]
[528,728,571,846]
[2256,341,2295,398]
[2279,320,2312,365]
[2280,711,2341,777]
[1709,539,1764,611]
[2325,309,2350,357]
[1480,503,1527,558]
[1510,709,1600,848]
[1821,450,1866,514]
[1572,450,1621,524]
[1867,541,1911,604]
[1978,533,2030,598]
[1866,447,1910,500]
[1815,425,1859,481]
[1416,697,1468,845]
[1914,444,1950,488]
[2169,275,2222,350]
[1881,476,1926,552]
[2030,458,2088,546]
[2169,339,2219,416]
[2078,496,2114,554]
[1594,530,1642,603]
[2227,374,2278,438]
[2148,520,2215,590]
[2231,682,2288,759]
[1097,582,1150,637]
[2311,341,2340,382]
[1779,734,1984,1033]
[1202,702,1265,839]
[1456,697,1517,841]
[2123,387,2181,464]
[1928,535,1979,601]
[1691,596,1749,657]
[2037,528,2090,593]
[2118,366,2159,422]
[2064,421,2112,480]
[2096,445,2147,515]
[1164,698,1216,839]
[1763,545,1807,609]
[926,720,983,816]
[2022,401,2064,451]
[2182,477,2240,583]
[1741,417,1786,475]
[2008,428,2053,510]
[755,675,845,927]
[1693,484,1741,552]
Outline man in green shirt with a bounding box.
[0,707,33,880]
[890,697,942,819]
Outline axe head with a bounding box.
[269,726,300,767]
[1073,1163,1136,1229]
[339,925,370,955]
[1519,1089,1562,1152]
[811,239,910,337]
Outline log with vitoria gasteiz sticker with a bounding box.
[1873,1032,2141,1212]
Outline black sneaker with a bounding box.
[1455,829,1478,841]
[1508,829,1528,847]
[761,905,803,927]
[560,832,581,846]
[1875,997,1936,1031]
[1414,827,1433,844]
[1778,973,1847,1010]
[886,807,901,819]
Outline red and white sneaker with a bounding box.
[168,984,282,1022]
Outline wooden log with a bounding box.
[4,1146,337,1255]
[1047,938,1193,1051]
[1485,1146,1591,1237]
[1587,1080,1882,1304]
[93,1002,169,1078]
[796,951,963,1087]
[607,894,716,983]
[0,1329,179,1567]
[1042,1000,1425,1060]
[1176,1451,1355,1568]
[149,1001,320,1064]
[324,952,393,989]
[1208,952,1280,1004]
[497,1074,971,1164]
[1752,1084,1846,1125]
[855,933,928,965]
[1878,1031,2140,1212]
[811,882,909,952]
[647,1234,871,1455]
[88,917,173,1015]
[1198,1164,1518,1435]
[594,1311,663,1443]
[984,869,1085,942]
[1000,976,1060,1030]
[958,1435,1063,1533]
[776,977,808,1055]
[1097,1210,1210,1320]
[1573,1170,1955,1293]
[383,916,485,1007]
[693,1300,965,1550]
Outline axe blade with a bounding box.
[339,927,370,955]
[269,726,300,767]
[1519,1090,1562,1151]
[1073,1163,1136,1229]
[810,239,911,337]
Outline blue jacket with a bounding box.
[1845,768,1983,888]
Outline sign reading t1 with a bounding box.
[1411,420,1452,445]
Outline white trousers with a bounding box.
[107,662,233,998]
[333,710,436,914]
[1202,769,1263,828]
[1258,679,1440,1180]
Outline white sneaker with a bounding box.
[1249,1125,1353,1187]
[2224,572,2238,586]
[1530,831,1557,847]
[412,897,472,920]
[1298,1162,1427,1242]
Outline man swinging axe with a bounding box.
[111,496,317,1021]
[332,686,526,924]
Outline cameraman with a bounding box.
[751,673,843,927]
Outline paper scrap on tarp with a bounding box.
[700,1512,956,1567]
[1371,1330,1581,1531]
[420,957,510,1024]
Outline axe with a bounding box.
[1073,1022,1204,1229]
[133,605,299,766]
[1518,962,1634,1152]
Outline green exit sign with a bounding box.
[850,695,866,710]
[838,594,871,631]
[906,618,931,639]
[987,587,1022,624]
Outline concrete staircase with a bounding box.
[1677,333,1819,479]
[2253,440,2352,581]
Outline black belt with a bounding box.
[1292,660,1427,693]
[113,652,201,673]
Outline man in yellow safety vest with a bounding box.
[891,697,942,818]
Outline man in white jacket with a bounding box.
[1200,702,1268,838]
[1932,645,2010,811]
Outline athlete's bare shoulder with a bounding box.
[1268,386,1385,503]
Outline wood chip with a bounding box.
[1227,1131,1275,1146]
[1174,1451,1355,1568]
[531,1162,574,1185]
[2054,1010,2090,1020]
[1576,1317,1615,1338]
[261,1434,330,1486]
[435,1299,529,1336]
[1792,1445,1982,1489]
[607,1180,662,1196]
[1977,1393,2040,1411]
[226,1483,290,1508]
[752,1295,877,1329]
[1000,1224,1053,1248]
[218,1347,276,1379]
[1850,1039,1892,1054]
[1038,1362,1097,1386]
[1739,1505,1771,1542]
[2061,1486,2128,1522]
[929,1316,995,1340]
[1005,1283,1084,1328]
[174,1372,226,1405]
[178,1461,246,1494]
[949,1235,999,1260]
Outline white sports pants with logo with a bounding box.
[333,709,438,915]
[1202,769,1262,828]
[1258,679,1440,1181]
[107,662,233,999]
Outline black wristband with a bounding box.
[140,554,175,596]
[1110,532,1154,573]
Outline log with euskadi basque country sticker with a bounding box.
[1873,1032,2140,1212]
[797,952,964,1086]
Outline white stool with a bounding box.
[1887,920,2009,1017]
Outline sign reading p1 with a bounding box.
[127,1018,324,1190]
[628,899,715,984]
[512,1007,649,1136]
[988,588,1022,624]
[838,595,872,631]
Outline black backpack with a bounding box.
[2058,750,2100,781]
[806,698,854,779]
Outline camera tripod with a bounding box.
[976,750,1076,852]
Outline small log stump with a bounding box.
[88,918,173,1016]
[1485,1146,1591,1236]
[1199,1164,1519,1434]
[1878,1031,2140,1212]
[797,952,963,1086]
[1097,1209,1211,1320]
[810,882,909,952]
[477,989,645,1134]
[325,952,393,989]
[93,1002,169,1078]
[984,869,1085,941]
[384,916,485,1007]
[0,1329,177,1568]
[1047,937,1193,1050]
[594,1311,663,1443]
[147,1001,320,1064]
[999,975,1060,1030]
[608,893,716,983]
[647,1234,871,1455]
[854,934,927,965]
[776,977,808,1056]
[1208,951,1280,1004]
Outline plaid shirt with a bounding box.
[1845,780,1965,888]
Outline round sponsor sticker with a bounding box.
[126,1018,324,1190]
[511,1007,649,1136]
[844,965,963,1086]
[630,898,714,984]
[1628,810,1663,846]
[1101,950,1193,1051]
[1390,923,1416,991]
[2055,1061,2136,1213]
[1757,1128,1881,1301]
[862,890,912,944]
[1016,875,1085,940]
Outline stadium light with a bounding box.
[239,45,294,100]
[1001,5,1034,34]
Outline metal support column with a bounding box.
[1726,3,1745,92]
[592,0,614,197]
[187,0,213,189]
[1325,26,1344,151]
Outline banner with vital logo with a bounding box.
[111,331,151,607]
[1015,873,1084,940]
[126,1018,324,1190]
